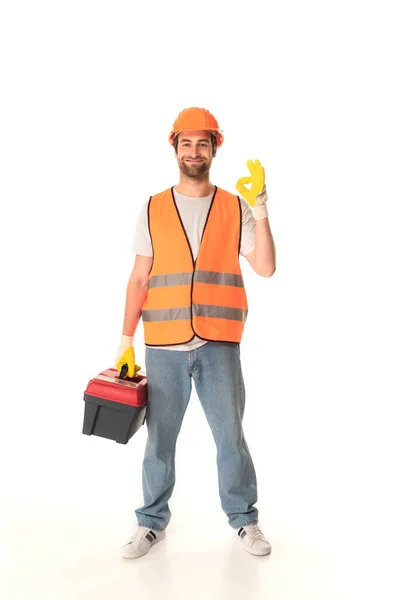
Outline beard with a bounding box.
[178,158,211,179]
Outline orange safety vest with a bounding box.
[142,186,248,346]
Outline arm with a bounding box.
[245,215,276,277]
[121,254,153,336]
[236,159,276,277]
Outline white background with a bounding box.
[1,1,399,598]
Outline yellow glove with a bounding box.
[115,334,141,378]
[236,159,268,220]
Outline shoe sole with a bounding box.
[121,532,166,559]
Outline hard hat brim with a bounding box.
[168,130,224,147]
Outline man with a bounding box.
[115,107,276,559]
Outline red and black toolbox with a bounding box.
[82,365,148,444]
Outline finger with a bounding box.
[236,176,252,185]
[235,182,250,196]
[254,159,263,175]
[246,159,255,175]
[254,160,265,186]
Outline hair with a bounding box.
[174,132,217,155]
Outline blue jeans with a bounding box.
[135,341,259,530]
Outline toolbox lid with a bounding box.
[84,368,147,407]
[94,369,145,389]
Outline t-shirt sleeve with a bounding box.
[239,197,256,256]
[131,199,153,256]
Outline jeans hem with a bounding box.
[137,522,166,532]
[231,520,258,529]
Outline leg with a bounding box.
[191,342,259,528]
[135,347,192,530]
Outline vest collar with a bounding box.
[170,185,219,266]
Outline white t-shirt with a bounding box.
[132,187,255,351]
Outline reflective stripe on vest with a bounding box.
[147,270,244,289]
[142,304,247,322]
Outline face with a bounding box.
[175,130,215,178]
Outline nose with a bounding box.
[188,147,201,158]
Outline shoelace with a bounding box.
[245,524,267,544]
[131,526,151,545]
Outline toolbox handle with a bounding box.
[118,363,143,381]
[119,364,129,379]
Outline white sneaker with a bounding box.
[233,524,272,556]
[121,525,166,559]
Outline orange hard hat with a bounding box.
[168,107,224,148]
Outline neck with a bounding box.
[174,174,215,198]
